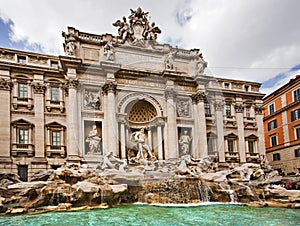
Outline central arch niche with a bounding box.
[127,100,157,123]
[119,98,165,160]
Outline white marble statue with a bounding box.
[164,49,177,70]
[104,41,115,61]
[131,128,156,161]
[176,154,196,177]
[85,125,102,154]
[113,16,131,43]
[179,130,192,155]
[102,152,126,170]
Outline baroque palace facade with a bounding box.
[0,8,265,181]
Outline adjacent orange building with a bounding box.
[263,75,300,175]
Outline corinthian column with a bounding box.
[215,100,225,163]
[65,78,80,162]
[103,81,118,156]
[255,105,266,156]
[235,103,246,163]
[191,91,207,158]
[165,88,178,159]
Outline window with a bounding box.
[270,135,278,146]
[269,103,275,114]
[46,122,66,157]
[245,107,250,117]
[208,139,214,154]
[17,56,26,64]
[19,129,29,144]
[224,83,230,89]
[50,61,59,69]
[294,88,300,102]
[295,149,300,158]
[268,119,277,131]
[18,165,28,182]
[295,126,300,140]
[51,87,60,101]
[228,140,234,153]
[225,103,231,116]
[204,102,211,115]
[52,131,61,146]
[18,83,28,98]
[244,85,249,92]
[273,153,280,161]
[248,141,255,153]
[291,108,300,121]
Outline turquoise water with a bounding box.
[0,204,299,226]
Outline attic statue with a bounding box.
[62,31,76,56]
[112,7,161,45]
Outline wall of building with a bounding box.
[0,26,266,180]
[263,76,300,175]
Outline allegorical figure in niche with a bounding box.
[85,125,102,154]
[131,128,156,161]
[179,130,192,155]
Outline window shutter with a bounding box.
[274,120,277,128]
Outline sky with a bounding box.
[0,0,299,95]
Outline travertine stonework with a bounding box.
[0,8,265,180]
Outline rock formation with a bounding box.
[0,155,299,215]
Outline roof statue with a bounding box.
[113,7,161,47]
[62,30,77,57]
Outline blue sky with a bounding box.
[0,0,299,95]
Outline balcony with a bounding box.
[11,143,34,157]
[46,145,66,157]
[205,114,215,125]
[246,152,260,163]
[244,117,257,128]
[207,151,218,162]
[224,115,236,127]
[12,97,33,110]
[225,152,239,162]
[46,100,65,113]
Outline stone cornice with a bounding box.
[59,56,82,71]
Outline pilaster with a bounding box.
[0,77,13,165]
[255,105,266,156]
[32,80,46,160]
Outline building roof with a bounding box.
[263,75,300,102]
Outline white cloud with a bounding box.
[0,0,299,86]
